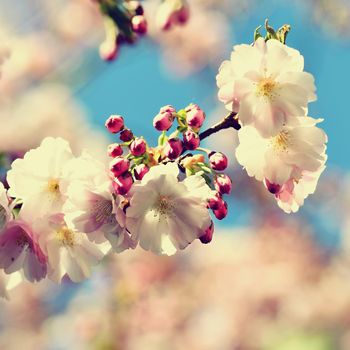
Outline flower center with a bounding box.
[92,199,113,224]
[47,179,60,195]
[270,130,290,152]
[256,78,279,99]
[154,195,175,218]
[56,226,75,247]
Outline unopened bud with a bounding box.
[113,172,133,195]
[164,138,183,160]
[209,152,228,171]
[134,164,149,180]
[131,15,148,35]
[183,130,200,150]
[185,104,205,129]
[130,138,147,156]
[109,157,130,177]
[99,40,118,62]
[105,115,124,133]
[153,111,174,131]
[107,143,123,158]
[213,200,228,220]
[214,174,232,195]
[199,221,214,244]
[120,128,134,142]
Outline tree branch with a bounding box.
[199,112,240,141]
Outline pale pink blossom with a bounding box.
[0,220,47,283]
[236,117,327,212]
[36,214,105,283]
[63,154,134,252]
[217,37,316,137]
[7,137,74,220]
[126,163,213,255]
[276,165,326,213]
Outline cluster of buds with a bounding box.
[156,0,190,31]
[105,103,232,244]
[97,0,147,61]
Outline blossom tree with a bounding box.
[0,20,328,291]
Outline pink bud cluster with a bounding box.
[105,114,149,195]
[151,104,232,245]
[99,1,147,62]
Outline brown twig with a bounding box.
[199,112,240,141]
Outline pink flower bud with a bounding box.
[207,194,224,211]
[131,15,148,35]
[153,111,174,131]
[176,4,189,24]
[183,130,200,150]
[185,104,205,129]
[213,200,228,220]
[113,172,133,195]
[105,115,124,133]
[264,178,282,195]
[107,143,123,158]
[164,138,183,160]
[134,164,149,180]
[109,157,130,177]
[130,138,147,156]
[209,152,228,171]
[160,105,176,114]
[199,221,214,244]
[120,128,134,142]
[99,41,118,62]
[214,174,232,195]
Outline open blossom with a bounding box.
[126,163,213,255]
[0,220,47,282]
[36,214,105,283]
[217,37,316,137]
[6,137,74,220]
[276,165,326,213]
[63,154,135,252]
[236,117,327,212]
[0,182,11,232]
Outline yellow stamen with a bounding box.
[56,226,75,247]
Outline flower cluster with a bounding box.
[95,0,148,61]
[217,21,328,212]
[0,103,233,284]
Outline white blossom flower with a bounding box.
[236,117,327,211]
[6,137,75,220]
[276,165,326,213]
[36,214,105,283]
[217,37,316,137]
[125,163,213,255]
[63,153,135,252]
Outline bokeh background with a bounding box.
[0,0,349,349]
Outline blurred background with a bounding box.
[0,0,349,349]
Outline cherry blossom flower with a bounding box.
[0,220,47,283]
[63,154,135,252]
[236,117,327,211]
[276,165,327,213]
[36,214,105,283]
[125,162,213,255]
[6,137,74,220]
[217,37,316,137]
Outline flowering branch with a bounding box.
[199,112,240,141]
